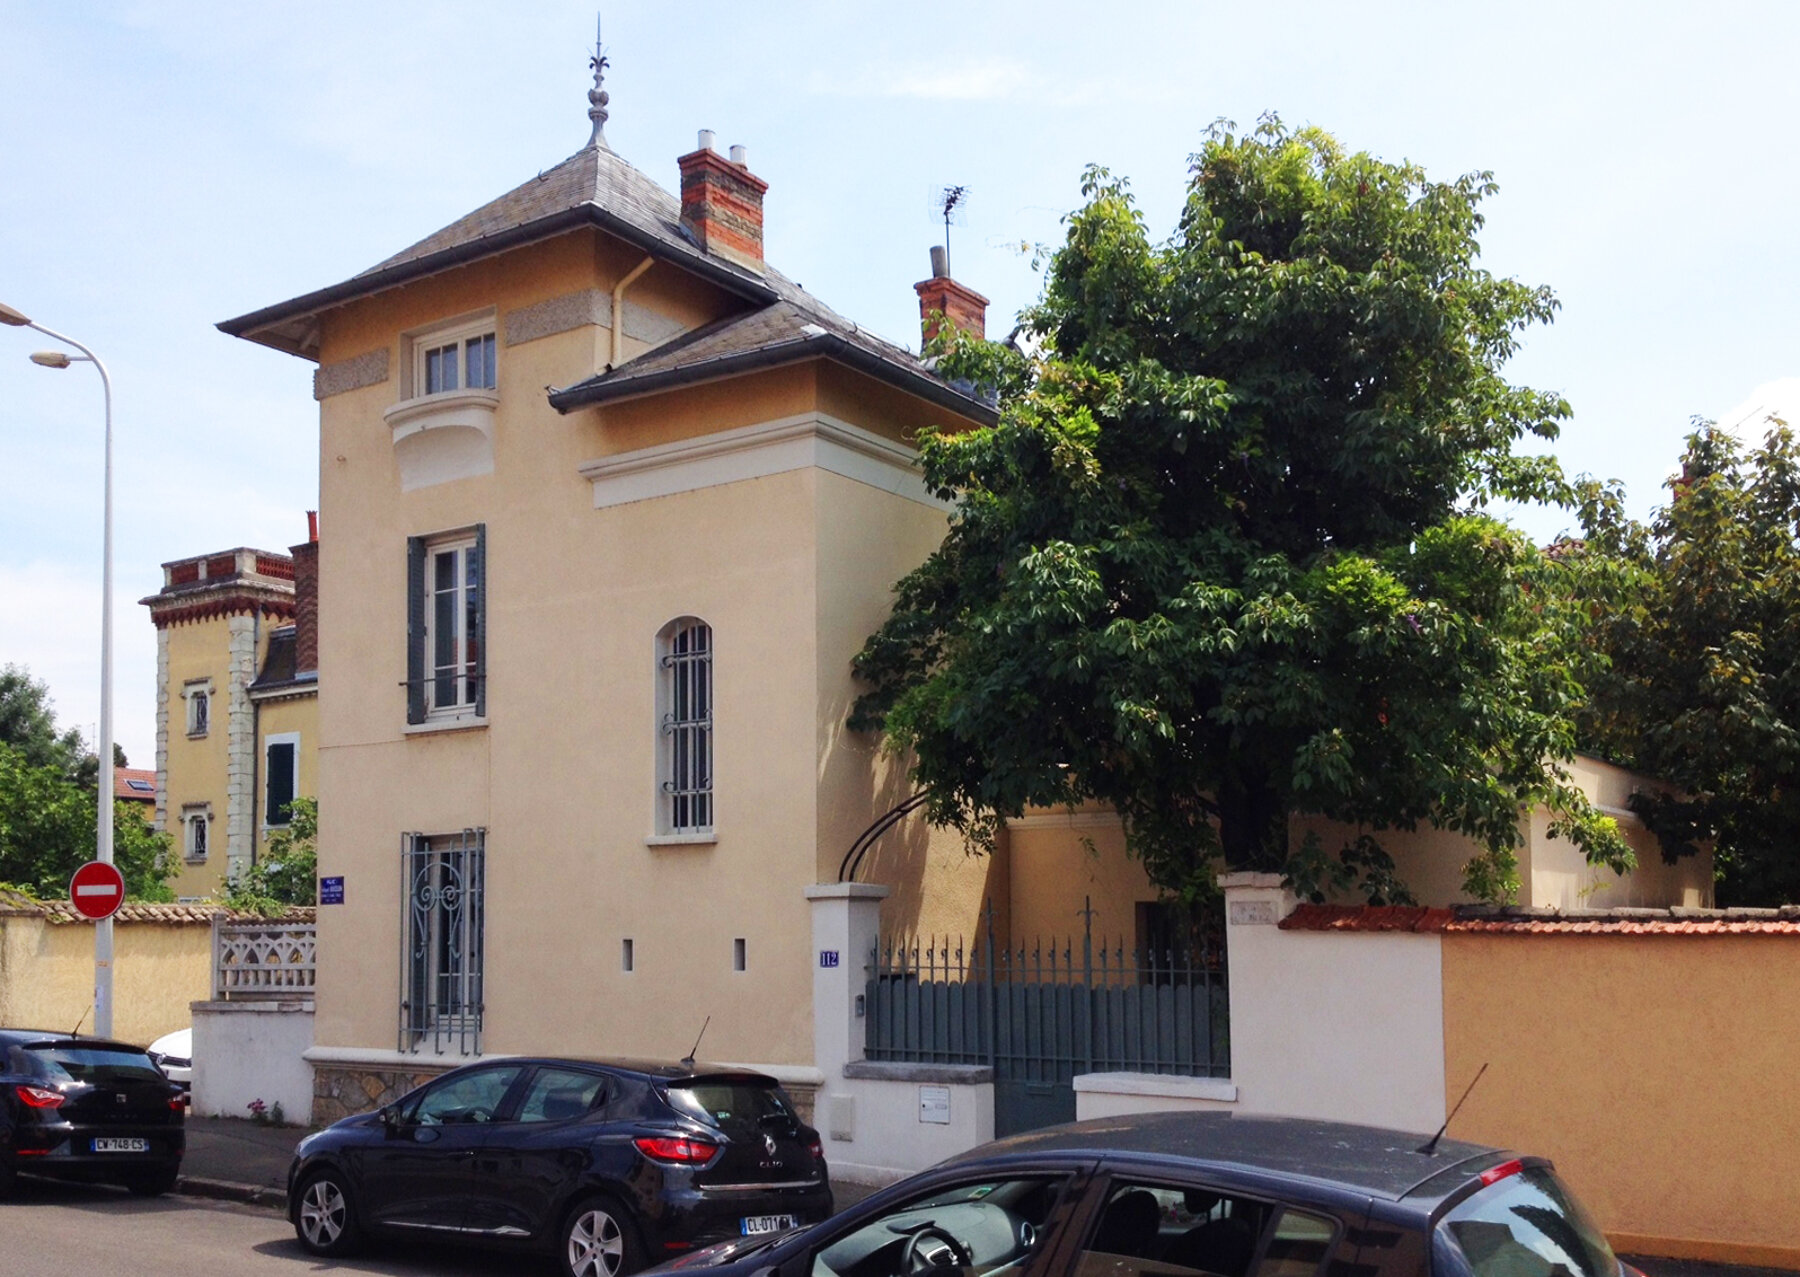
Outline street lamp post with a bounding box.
[0,301,118,1039]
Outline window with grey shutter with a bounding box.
[409,527,486,722]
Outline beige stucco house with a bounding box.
[141,535,319,899]
[215,43,1705,1133]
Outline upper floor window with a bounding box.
[184,682,211,737]
[407,526,486,724]
[423,332,496,394]
[658,618,713,835]
[407,314,497,399]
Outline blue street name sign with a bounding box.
[319,876,345,905]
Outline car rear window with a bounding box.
[667,1079,797,1133]
[1440,1166,1616,1277]
[22,1045,167,1086]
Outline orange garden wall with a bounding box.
[1443,929,1800,1268]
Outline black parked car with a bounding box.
[648,1111,1636,1277]
[287,1057,832,1277]
[0,1027,187,1197]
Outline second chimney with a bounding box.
[290,512,320,676]
[914,247,989,346]
[678,131,769,273]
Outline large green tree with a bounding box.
[0,664,88,778]
[852,118,1629,904]
[1579,421,1800,905]
[0,742,171,901]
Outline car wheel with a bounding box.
[125,1167,181,1197]
[0,1153,15,1199]
[562,1195,643,1277]
[294,1168,361,1256]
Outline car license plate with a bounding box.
[742,1215,797,1236]
[92,1138,149,1153]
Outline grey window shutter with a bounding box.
[472,523,487,718]
[406,537,426,724]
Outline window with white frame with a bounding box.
[406,527,486,724]
[264,732,299,827]
[184,682,211,737]
[182,804,210,862]
[657,618,713,834]
[409,315,497,398]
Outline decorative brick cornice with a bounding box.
[143,588,296,630]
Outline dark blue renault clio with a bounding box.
[287,1057,831,1277]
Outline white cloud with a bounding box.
[811,58,1036,101]
[1715,377,1800,446]
[0,563,158,770]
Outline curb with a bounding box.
[178,1175,287,1211]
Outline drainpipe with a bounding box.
[610,256,654,370]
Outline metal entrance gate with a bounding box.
[865,903,1229,1136]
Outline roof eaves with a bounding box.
[548,331,998,426]
[218,205,779,357]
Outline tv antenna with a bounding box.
[933,185,970,274]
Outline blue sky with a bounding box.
[3,0,1797,765]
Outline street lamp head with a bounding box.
[0,302,31,327]
[30,350,73,369]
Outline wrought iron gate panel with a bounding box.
[867,902,1228,1136]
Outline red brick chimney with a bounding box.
[914,245,988,346]
[290,512,319,676]
[678,131,769,273]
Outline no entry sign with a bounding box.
[69,860,125,921]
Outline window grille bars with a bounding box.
[399,828,486,1056]
[660,622,713,832]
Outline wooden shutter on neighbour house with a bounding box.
[266,742,296,825]
[406,536,426,724]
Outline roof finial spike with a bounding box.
[586,13,611,150]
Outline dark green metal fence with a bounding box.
[866,902,1229,1135]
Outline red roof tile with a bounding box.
[1281,904,1455,933]
[1278,902,1800,936]
[114,768,156,802]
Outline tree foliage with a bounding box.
[0,742,171,901]
[0,664,89,779]
[852,117,1629,904]
[1579,420,1800,905]
[224,796,318,915]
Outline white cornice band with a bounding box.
[578,413,951,511]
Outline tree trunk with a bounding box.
[1217,773,1287,873]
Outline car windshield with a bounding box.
[21,1045,167,1085]
[1441,1167,1616,1277]
[667,1079,797,1133]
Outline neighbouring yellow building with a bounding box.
[216,33,1706,1125]
[141,534,319,899]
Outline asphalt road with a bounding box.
[2,1176,546,1276]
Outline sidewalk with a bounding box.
[179,1114,299,1207]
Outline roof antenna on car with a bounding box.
[681,1016,711,1069]
[1419,1062,1488,1155]
[70,1005,91,1039]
